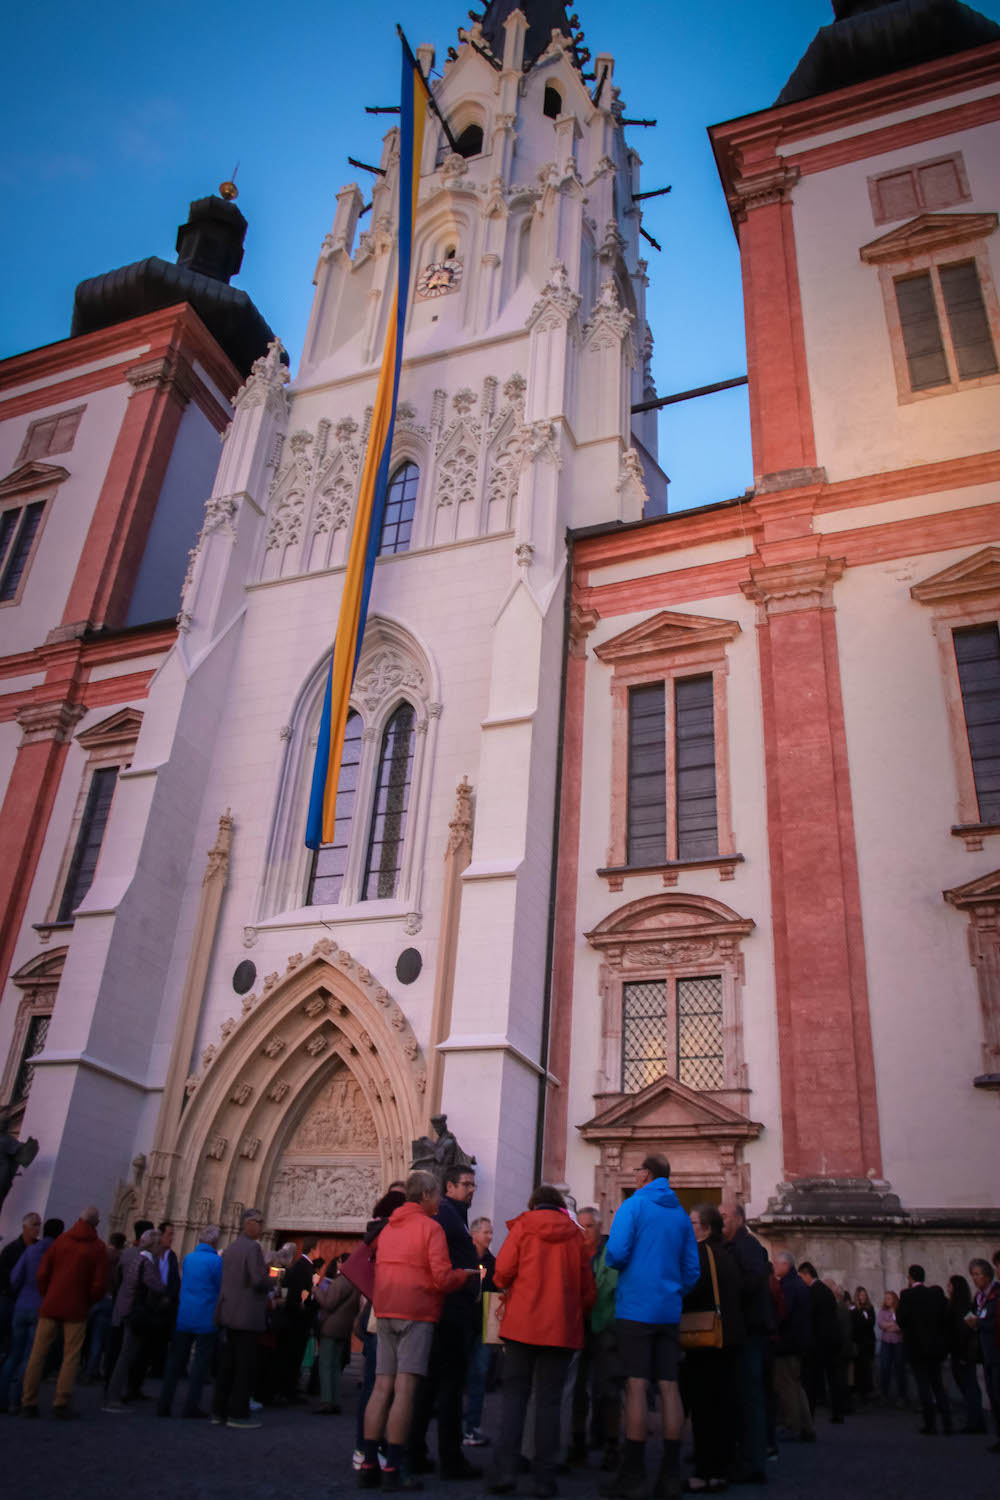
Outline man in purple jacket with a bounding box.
[0,1217,63,1411]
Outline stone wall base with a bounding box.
[752,1181,1000,1290]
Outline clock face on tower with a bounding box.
[416,256,463,299]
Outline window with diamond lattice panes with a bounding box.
[622,980,670,1093]
[622,975,724,1093]
[677,975,724,1089]
[13,1013,50,1104]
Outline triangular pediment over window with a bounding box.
[910,546,1000,606]
[944,867,1000,910]
[76,707,143,752]
[0,461,70,499]
[594,609,741,666]
[578,1070,762,1144]
[860,211,998,264]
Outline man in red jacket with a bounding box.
[21,1205,106,1418]
[359,1170,479,1491]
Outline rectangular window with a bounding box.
[622,975,724,1093]
[954,625,1000,825]
[0,501,45,601]
[675,676,718,859]
[627,683,667,865]
[939,261,1000,381]
[676,975,724,1090]
[894,262,999,393]
[895,273,949,390]
[57,766,119,921]
[12,1014,50,1104]
[19,408,83,463]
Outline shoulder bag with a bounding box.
[679,1244,724,1350]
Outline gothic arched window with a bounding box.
[543,85,562,120]
[378,462,418,557]
[307,710,363,904]
[363,703,416,899]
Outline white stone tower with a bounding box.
[5,2,668,1239]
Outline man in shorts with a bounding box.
[359,1170,479,1491]
[602,1156,700,1500]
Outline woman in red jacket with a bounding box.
[488,1186,596,1499]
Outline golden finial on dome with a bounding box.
[219,163,239,201]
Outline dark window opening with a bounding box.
[627,682,666,865]
[378,462,418,556]
[12,1014,51,1104]
[543,85,562,120]
[0,501,45,601]
[454,124,484,159]
[363,703,416,899]
[954,624,1000,824]
[940,260,999,381]
[57,766,119,921]
[307,711,363,904]
[675,675,718,859]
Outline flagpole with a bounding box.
[396,22,458,153]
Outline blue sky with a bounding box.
[4,1,998,508]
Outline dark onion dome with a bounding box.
[776,0,1000,106]
[479,0,574,69]
[71,193,282,378]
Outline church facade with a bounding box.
[2,2,999,1281]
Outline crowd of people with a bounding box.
[1,1157,999,1499]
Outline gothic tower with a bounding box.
[2,4,669,1236]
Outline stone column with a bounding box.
[426,778,474,1119]
[144,809,234,1219]
[730,161,816,487]
[742,557,884,1203]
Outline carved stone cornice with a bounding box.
[740,556,845,618]
[569,602,599,659]
[233,338,289,418]
[126,354,195,406]
[16,700,87,746]
[728,163,800,219]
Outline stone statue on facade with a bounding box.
[0,1109,39,1214]
[410,1113,476,1184]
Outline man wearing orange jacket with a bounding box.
[358,1169,479,1492]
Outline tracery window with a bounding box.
[622,975,725,1093]
[307,711,363,904]
[378,462,418,556]
[363,703,416,899]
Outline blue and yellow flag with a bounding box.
[306,42,429,851]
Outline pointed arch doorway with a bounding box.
[147,942,426,1251]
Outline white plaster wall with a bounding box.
[126,401,224,627]
[790,110,1000,485]
[563,585,782,1217]
[0,718,20,818]
[0,384,128,654]
[834,551,1000,1211]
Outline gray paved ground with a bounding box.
[4,1362,998,1500]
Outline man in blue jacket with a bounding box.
[601,1156,699,1500]
[157,1225,223,1418]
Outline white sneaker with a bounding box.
[353,1450,365,1471]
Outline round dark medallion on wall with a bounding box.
[232,959,257,995]
[396,948,422,985]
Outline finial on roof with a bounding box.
[219,162,240,201]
